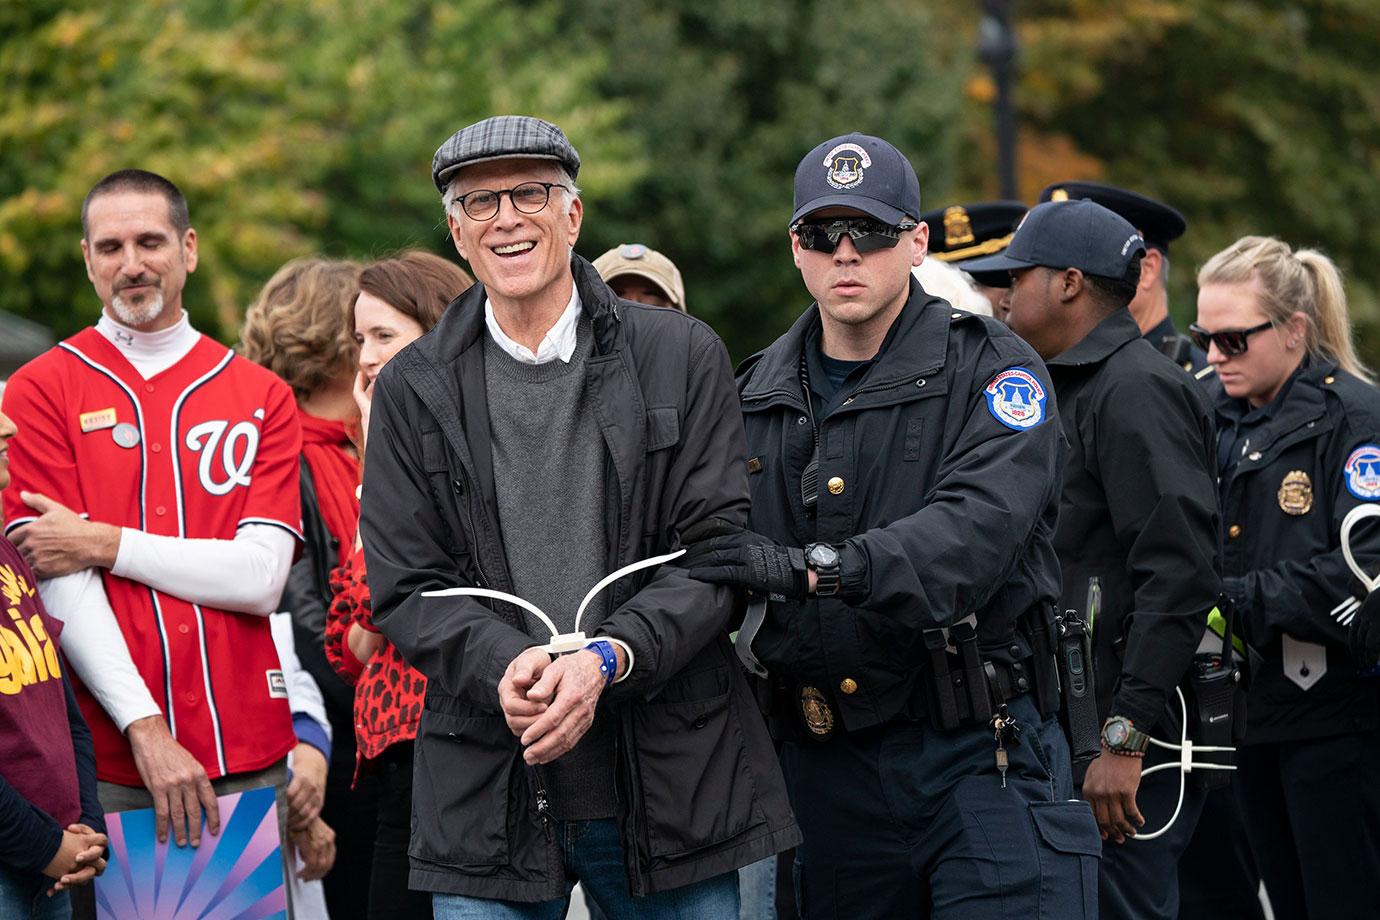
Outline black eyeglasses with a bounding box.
[792,218,916,255]
[1188,320,1274,358]
[454,181,569,221]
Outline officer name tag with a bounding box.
[79,407,117,433]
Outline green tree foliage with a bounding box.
[558,0,969,359]
[0,0,635,340]
[1015,0,1380,364]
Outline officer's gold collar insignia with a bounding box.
[943,206,975,248]
[799,685,835,738]
[1278,470,1313,516]
[79,407,117,433]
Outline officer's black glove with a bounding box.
[674,519,808,599]
[1350,587,1380,669]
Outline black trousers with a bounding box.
[781,694,1099,920]
[368,741,432,920]
[1089,745,1206,920]
[1234,728,1380,920]
[1178,786,1265,920]
[321,740,380,920]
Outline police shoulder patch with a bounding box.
[984,367,1047,431]
[1344,445,1380,500]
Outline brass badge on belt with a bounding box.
[1278,470,1313,516]
[799,685,835,739]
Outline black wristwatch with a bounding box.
[804,542,841,597]
[1100,715,1149,757]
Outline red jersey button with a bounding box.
[144,384,155,393]
[178,624,190,635]
[184,693,197,705]
[155,506,167,516]
[151,443,162,453]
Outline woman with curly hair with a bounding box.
[324,250,472,920]
[241,257,376,917]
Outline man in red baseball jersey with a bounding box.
[1,170,303,861]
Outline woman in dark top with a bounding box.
[1194,236,1380,920]
[324,250,471,920]
[0,406,107,918]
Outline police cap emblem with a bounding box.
[1278,470,1313,515]
[984,368,1048,431]
[1345,445,1380,500]
[823,142,871,190]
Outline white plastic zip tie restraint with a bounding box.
[1131,686,1236,841]
[420,549,686,654]
[1337,503,1380,642]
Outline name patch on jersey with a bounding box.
[1345,445,1380,500]
[266,669,288,699]
[79,407,117,433]
[984,368,1047,431]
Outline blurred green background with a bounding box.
[3,0,1378,365]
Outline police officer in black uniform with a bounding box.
[1194,235,1380,920]
[1039,181,1209,376]
[676,133,1100,920]
[965,199,1221,920]
[920,200,1026,321]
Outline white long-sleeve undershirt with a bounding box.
[95,310,200,377]
[39,523,297,731]
[112,524,295,616]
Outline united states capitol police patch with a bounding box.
[984,368,1047,431]
[1344,445,1380,499]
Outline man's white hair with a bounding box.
[913,258,993,317]
[441,165,580,223]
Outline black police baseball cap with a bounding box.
[961,199,1147,282]
[920,201,1027,288]
[791,133,921,228]
[1039,181,1185,253]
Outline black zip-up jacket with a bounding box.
[1047,309,1221,736]
[360,255,800,901]
[739,280,1063,730]
[1216,359,1380,743]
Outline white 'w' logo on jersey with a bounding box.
[185,413,261,496]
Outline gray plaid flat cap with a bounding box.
[431,116,581,193]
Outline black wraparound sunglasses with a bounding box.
[792,218,916,255]
[1188,320,1274,358]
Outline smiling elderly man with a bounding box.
[359,116,799,918]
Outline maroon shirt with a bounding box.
[0,538,80,830]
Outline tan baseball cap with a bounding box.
[593,243,686,312]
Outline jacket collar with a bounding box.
[1046,309,1141,368]
[741,276,951,400]
[1214,358,1335,446]
[418,252,621,366]
[1145,314,1180,347]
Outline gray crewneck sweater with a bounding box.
[484,318,615,819]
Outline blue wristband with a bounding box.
[585,639,618,688]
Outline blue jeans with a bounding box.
[433,818,738,920]
[0,864,71,920]
[737,856,777,920]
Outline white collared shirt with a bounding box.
[484,286,582,365]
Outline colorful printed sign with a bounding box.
[96,785,285,919]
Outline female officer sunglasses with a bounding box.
[792,218,917,255]
[1188,320,1274,358]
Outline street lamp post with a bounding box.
[979,0,1018,200]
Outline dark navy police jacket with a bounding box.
[738,278,1064,732]
[1217,359,1380,744]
